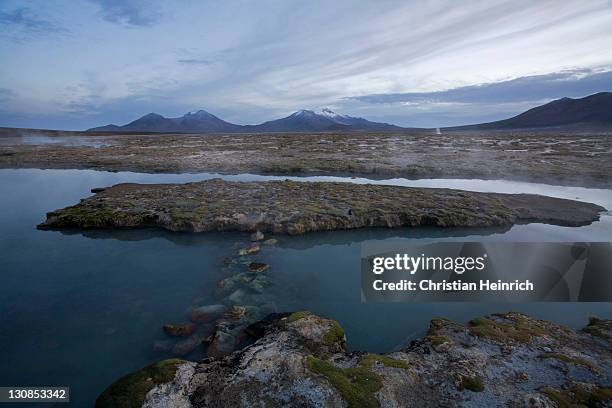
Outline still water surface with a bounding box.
[0,168,610,407]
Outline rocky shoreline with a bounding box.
[96,312,612,407]
[37,179,604,234]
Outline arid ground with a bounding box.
[1,129,611,188]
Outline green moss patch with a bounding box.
[361,354,409,369]
[323,320,345,346]
[582,317,611,340]
[539,352,596,370]
[425,335,451,346]
[286,311,312,323]
[468,315,548,344]
[540,387,573,408]
[306,356,382,408]
[95,359,185,408]
[540,384,612,408]
[427,317,454,332]
[458,375,485,392]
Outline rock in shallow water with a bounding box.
[162,323,195,337]
[152,340,172,353]
[250,231,264,241]
[207,328,239,359]
[225,305,247,320]
[263,238,278,245]
[188,304,227,324]
[215,272,271,297]
[238,244,260,256]
[248,262,269,273]
[171,333,206,357]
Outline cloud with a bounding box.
[176,58,214,65]
[0,88,15,113]
[332,68,612,127]
[2,1,612,130]
[0,88,14,99]
[347,69,612,105]
[0,7,68,40]
[88,0,161,27]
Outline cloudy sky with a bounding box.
[1,0,611,130]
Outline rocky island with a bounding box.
[95,312,612,407]
[37,179,605,234]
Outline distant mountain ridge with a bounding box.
[87,92,612,133]
[87,108,404,133]
[90,110,241,133]
[446,92,612,130]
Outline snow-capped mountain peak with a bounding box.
[320,108,344,119]
[291,109,316,117]
[185,110,214,118]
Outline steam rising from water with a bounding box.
[0,134,113,148]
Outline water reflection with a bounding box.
[52,224,513,249]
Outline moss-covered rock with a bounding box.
[539,352,596,371]
[458,375,485,392]
[97,313,612,408]
[323,320,345,346]
[306,356,382,408]
[540,383,612,407]
[286,310,312,323]
[95,359,186,408]
[425,334,452,346]
[360,354,409,369]
[468,313,550,344]
[583,316,612,340]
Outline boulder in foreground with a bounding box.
[96,312,612,407]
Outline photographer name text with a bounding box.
[371,253,533,293]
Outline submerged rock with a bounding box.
[225,288,254,305]
[162,323,195,337]
[248,262,269,273]
[152,340,173,353]
[238,244,260,256]
[207,328,240,359]
[250,231,265,241]
[215,272,271,297]
[225,305,247,321]
[188,304,227,324]
[37,179,606,233]
[171,333,206,357]
[263,238,278,245]
[99,312,612,407]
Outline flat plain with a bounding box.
[1,129,611,187]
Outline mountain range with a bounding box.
[88,108,403,133]
[87,92,612,133]
[89,110,242,133]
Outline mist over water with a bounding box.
[0,135,114,148]
[0,168,610,407]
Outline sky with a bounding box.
[0,0,611,130]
